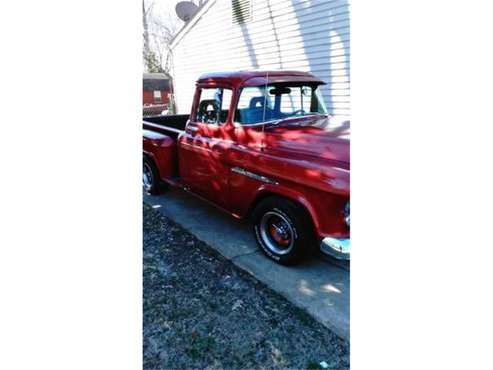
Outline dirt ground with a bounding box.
[143,203,349,369]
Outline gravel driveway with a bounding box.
[143,203,349,369]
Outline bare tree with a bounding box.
[143,1,158,72]
[143,0,182,73]
[149,17,179,74]
[143,1,150,60]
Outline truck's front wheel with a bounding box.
[252,196,316,265]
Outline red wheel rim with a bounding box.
[268,217,291,247]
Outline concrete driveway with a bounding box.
[144,188,349,340]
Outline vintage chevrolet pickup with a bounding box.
[143,71,349,265]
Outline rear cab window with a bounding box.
[195,87,232,124]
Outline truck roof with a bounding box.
[197,70,325,87]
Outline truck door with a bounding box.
[179,87,233,209]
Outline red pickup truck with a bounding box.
[143,71,349,265]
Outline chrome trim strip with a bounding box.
[231,167,278,185]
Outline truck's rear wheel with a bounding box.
[252,196,316,265]
[143,157,166,195]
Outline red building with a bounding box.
[143,73,171,106]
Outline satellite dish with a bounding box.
[175,1,199,22]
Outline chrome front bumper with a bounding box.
[320,237,350,260]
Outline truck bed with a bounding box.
[143,114,189,138]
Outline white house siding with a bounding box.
[170,0,350,120]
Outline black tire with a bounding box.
[251,196,317,265]
[143,156,166,195]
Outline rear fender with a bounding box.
[143,130,178,180]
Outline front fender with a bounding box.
[254,184,319,227]
[229,166,348,239]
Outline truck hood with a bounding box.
[264,116,350,169]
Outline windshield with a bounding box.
[235,84,328,125]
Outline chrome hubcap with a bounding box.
[143,163,153,191]
[259,211,294,255]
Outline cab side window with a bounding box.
[196,88,232,124]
